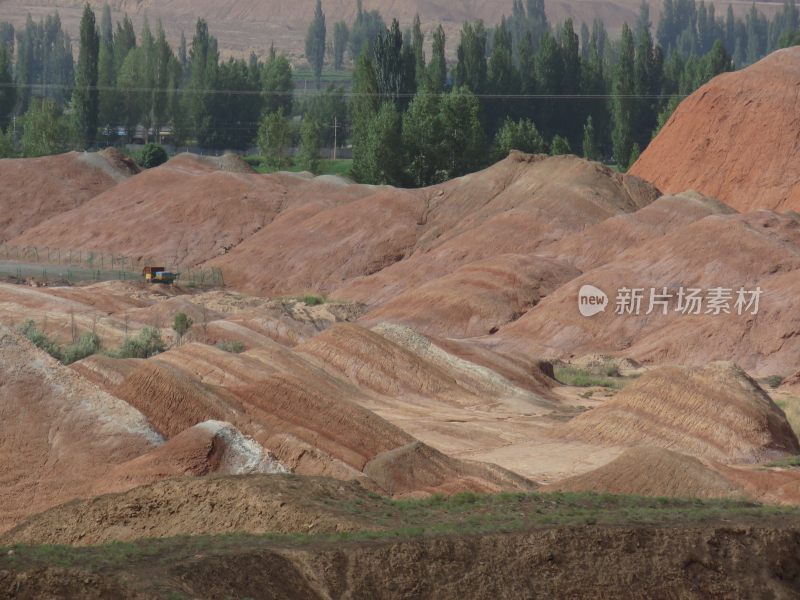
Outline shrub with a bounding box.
[135,143,168,169]
[18,320,100,364]
[302,295,324,306]
[550,135,571,156]
[491,117,546,162]
[764,375,786,389]
[215,340,245,353]
[61,332,101,365]
[554,365,625,389]
[116,326,166,358]
[173,312,193,341]
[18,320,62,360]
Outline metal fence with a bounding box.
[0,244,223,287]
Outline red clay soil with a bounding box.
[298,323,476,400]
[557,362,800,463]
[549,445,800,505]
[783,372,800,393]
[93,420,286,496]
[95,339,534,497]
[493,209,800,376]
[9,153,658,304]
[232,372,534,495]
[333,153,659,307]
[1,475,377,547]
[541,190,737,272]
[363,441,533,497]
[545,447,743,499]
[631,47,800,212]
[8,153,375,268]
[0,325,161,533]
[359,253,580,338]
[112,361,246,439]
[0,149,136,241]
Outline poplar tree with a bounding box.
[73,3,100,149]
[0,44,15,124]
[612,23,635,169]
[411,14,426,87]
[454,21,487,93]
[333,22,349,70]
[305,0,326,87]
[427,25,447,92]
[582,115,599,160]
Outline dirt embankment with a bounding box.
[557,362,800,463]
[494,209,800,376]
[3,526,800,599]
[0,150,135,242]
[1,475,374,547]
[631,47,800,212]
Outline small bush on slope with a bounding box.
[116,327,166,359]
[18,320,100,365]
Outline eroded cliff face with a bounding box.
[4,525,800,599]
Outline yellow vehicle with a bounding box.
[142,266,177,284]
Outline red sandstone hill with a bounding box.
[631,47,800,213]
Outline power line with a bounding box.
[0,81,693,99]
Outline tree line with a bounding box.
[0,5,294,155]
[0,0,798,182]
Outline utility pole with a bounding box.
[332,116,338,161]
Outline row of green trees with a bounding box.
[341,5,740,183]
[1,0,800,178]
[0,5,295,152]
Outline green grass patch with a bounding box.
[2,490,799,582]
[3,491,797,568]
[302,294,325,306]
[763,456,800,469]
[762,375,786,389]
[554,365,629,389]
[215,340,245,353]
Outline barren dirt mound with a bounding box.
[231,372,415,471]
[558,362,800,463]
[546,447,742,499]
[80,148,141,180]
[112,361,244,439]
[10,152,375,269]
[359,254,580,338]
[631,47,800,212]
[0,475,376,546]
[364,441,534,497]
[542,190,736,272]
[783,372,800,393]
[69,354,142,390]
[494,210,800,376]
[333,152,659,308]
[298,323,470,400]
[10,153,658,304]
[96,421,287,496]
[0,325,161,532]
[9,155,290,267]
[0,151,130,241]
